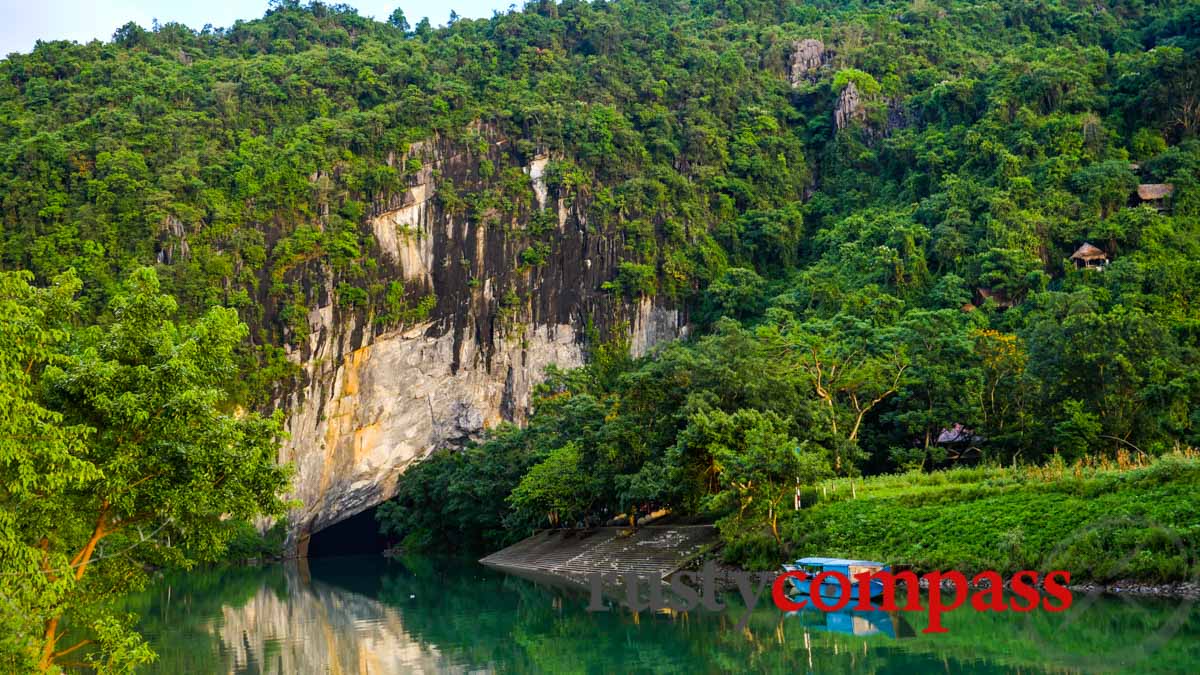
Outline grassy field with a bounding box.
[727,451,1200,582]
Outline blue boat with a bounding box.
[781,557,890,603]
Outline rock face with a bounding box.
[835,80,867,130]
[789,39,827,86]
[277,128,686,553]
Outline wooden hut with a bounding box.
[1136,183,1174,211]
[1070,242,1108,270]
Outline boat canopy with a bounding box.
[794,557,886,568]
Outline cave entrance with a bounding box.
[306,505,390,558]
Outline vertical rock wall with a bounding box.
[277,129,686,552]
[789,39,827,86]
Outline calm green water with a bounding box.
[124,555,1200,673]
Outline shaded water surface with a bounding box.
[126,556,1200,673]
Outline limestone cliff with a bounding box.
[789,39,827,86]
[276,128,686,553]
[835,80,867,130]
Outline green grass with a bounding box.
[729,453,1200,582]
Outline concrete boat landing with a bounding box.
[479,525,718,583]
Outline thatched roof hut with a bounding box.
[1071,242,1107,262]
[1137,183,1174,201]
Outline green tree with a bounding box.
[886,309,984,466]
[762,314,911,472]
[507,442,596,527]
[0,268,291,672]
[387,7,410,32]
[1025,290,1189,456]
[1071,160,1139,220]
[690,409,829,546]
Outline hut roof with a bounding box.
[936,424,983,445]
[1137,183,1174,200]
[1071,242,1107,261]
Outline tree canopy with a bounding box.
[0,268,290,671]
[0,0,1199,646]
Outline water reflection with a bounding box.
[124,556,1200,674]
[787,607,910,639]
[127,560,452,673]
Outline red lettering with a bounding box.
[772,571,807,612]
[854,569,923,612]
[853,571,875,610]
[1010,570,1040,611]
[922,571,968,634]
[970,571,1007,612]
[810,571,851,612]
[1042,571,1072,612]
[776,568,1073,632]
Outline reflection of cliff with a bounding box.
[208,562,458,674]
[131,558,1200,674]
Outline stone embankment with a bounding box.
[480,525,718,585]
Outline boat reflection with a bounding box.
[785,605,914,639]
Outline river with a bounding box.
[124,555,1200,673]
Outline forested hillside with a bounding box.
[2,1,1200,663]
[365,1,1199,554]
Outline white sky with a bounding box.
[0,0,516,56]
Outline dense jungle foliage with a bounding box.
[2,0,1200,668]
[367,0,1200,557]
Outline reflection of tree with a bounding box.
[358,558,1200,674]
[367,559,904,672]
[124,559,1200,673]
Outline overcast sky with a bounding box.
[0,0,515,57]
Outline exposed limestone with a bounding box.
[278,131,687,553]
[631,296,687,357]
[370,183,435,284]
[835,80,866,130]
[480,525,719,585]
[525,155,551,209]
[156,215,190,265]
[789,39,827,86]
[886,96,909,134]
[280,315,585,550]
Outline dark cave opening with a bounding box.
[306,505,390,558]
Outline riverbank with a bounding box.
[714,452,1200,590]
[680,554,1200,599]
[1066,580,1200,599]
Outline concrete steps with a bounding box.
[480,525,718,583]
